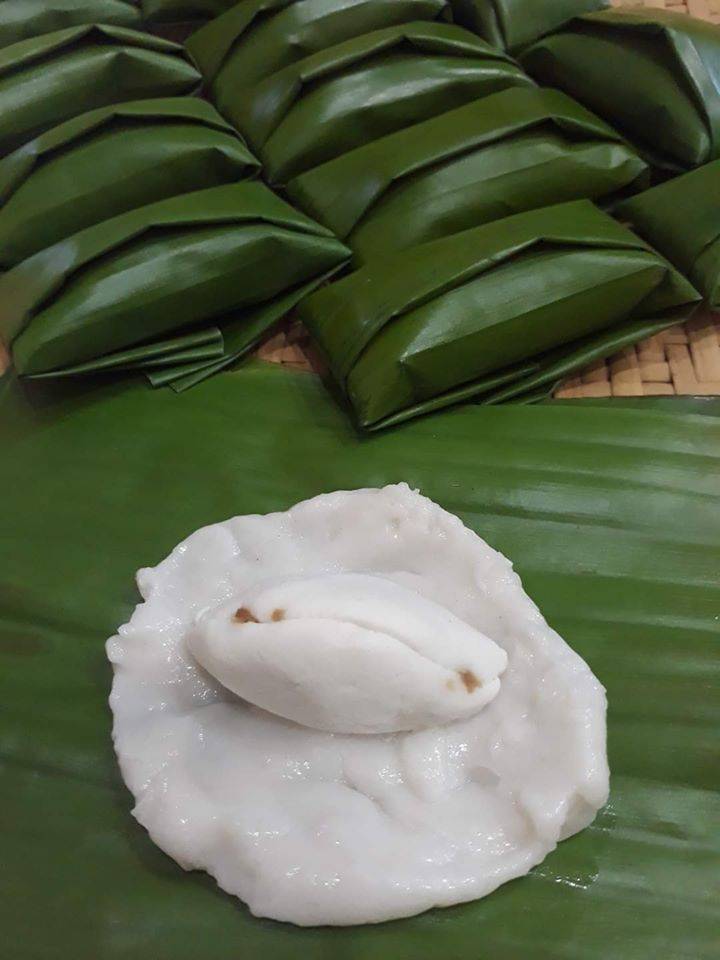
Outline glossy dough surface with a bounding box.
[107,484,609,926]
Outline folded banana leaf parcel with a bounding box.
[522,9,720,171]
[0,182,350,381]
[0,98,259,270]
[0,0,141,50]
[187,0,452,92]
[449,0,607,54]
[193,20,534,184]
[287,85,648,264]
[616,161,720,308]
[300,200,700,430]
[0,24,201,158]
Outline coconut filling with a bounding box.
[188,573,508,734]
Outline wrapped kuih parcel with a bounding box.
[191,20,534,184]
[0,0,140,50]
[187,0,452,91]
[0,99,259,269]
[286,85,648,264]
[522,9,720,170]
[299,200,700,430]
[0,182,350,382]
[617,161,720,308]
[449,0,607,54]
[0,25,201,157]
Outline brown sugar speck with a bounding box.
[459,669,481,693]
[233,607,258,624]
[271,608,285,622]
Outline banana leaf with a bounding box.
[521,9,720,171]
[450,0,607,53]
[29,326,226,378]
[0,98,259,270]
[140,0,238,24]
[0,25,201,158]
[0,0,140,49]
[299,200,700,430]
[286,86,648,264]
[0,182,350,378]
[616,161,720,309]
[0,361,718,958]
[186,0,450,92]
[205,21,534,184]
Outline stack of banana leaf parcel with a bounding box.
[0,0,716,406]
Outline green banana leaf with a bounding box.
[0,0,140,49]
[299,200,700,430]
[0,181,350,378]
[450,0,607,53]
[521,9,720,171]
[616,161,720,308]
[205,21,534,184]
[0,24,201,158]
[0,362,718,958]
[0,98,259,270]
[187,0,450,92]
[140,0,239,25]
[29,326,226,378]
[286,85,648,264]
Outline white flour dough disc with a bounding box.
[107,484,609,927]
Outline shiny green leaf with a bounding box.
[0,24,201,158]
[616,160,720,308]
[286,85,648,263]
[522,9,720,170]
[0,363,718,958]
[0,0,140,49]
[450,0,607,53]
[206,21,533,184]
[187,0,451,90]
[300,200,699,429]
[0,182,350,377]
[141,0,240,25]
[0,97,259,269]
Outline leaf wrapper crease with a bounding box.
[286,85,648,263]
[299,200,699,429]
[199,20,534,184]
[522,9,720,171]
[616,160,720,308]
[0,181,350,377]
[0,97,259,268]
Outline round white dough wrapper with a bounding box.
[107,484,609,926]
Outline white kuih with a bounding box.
[107,484,609,926]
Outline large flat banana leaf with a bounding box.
[286,86,648,264]
[450,0,607,53]
[521,9,720,171]
[187,0,450,92]
[0,0,140,49]
[616,161,720,309]
[299,200,699,430]
[0,362,718,959]
[206,21,534,184]
[0,98,259,269]
[0,24,201,158]
[0,182,350,377]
